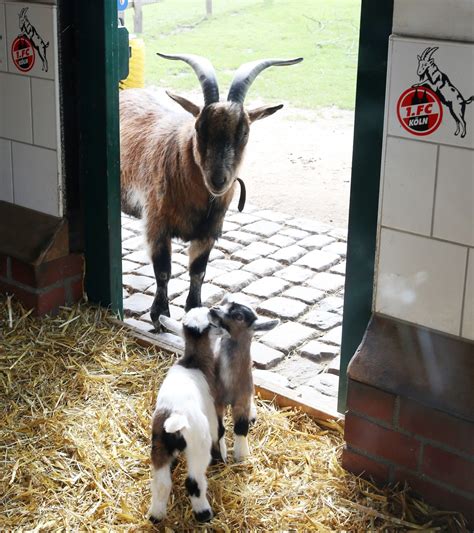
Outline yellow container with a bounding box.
[120,36,145,90]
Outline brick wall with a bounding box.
[343,378,474,523]
[0,253,84,315]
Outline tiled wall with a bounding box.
[0,1,61,217]
[375,36,474,341]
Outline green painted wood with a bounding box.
[338,0,394,413]
[77,0,123,316]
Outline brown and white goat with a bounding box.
[209,295,279,462]
[120,54,302,328]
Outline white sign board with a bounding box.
[386,36,474,149]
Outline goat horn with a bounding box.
[420,47,433,60]
[157,52,219,106]
[426,46,438,60]
[227,57,303,104]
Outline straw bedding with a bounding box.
[0,297,468,532]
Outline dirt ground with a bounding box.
[240,105,354,227]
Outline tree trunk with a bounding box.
[206,0,212,17]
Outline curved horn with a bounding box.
[227,57,303,104]
[157,52,219,106]
[420,47,433,60]
[426,46,438,60]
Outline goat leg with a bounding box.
[186,238,214,311]
[150,238,172,329]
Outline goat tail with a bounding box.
[164,413,189,433]
[465,95,474,105]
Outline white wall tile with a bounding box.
[0,5,7,72]
[433,146,474,247]
[0,72,32,142]
[6,3,55,80]
[31,77,56,149]
[0,138,13,202]
[381,137,437,235]
[11,142,59,216]
[375,228,467,336]
[462,250,474,340]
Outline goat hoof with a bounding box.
[194,509,213,522]
[149,514,163,525]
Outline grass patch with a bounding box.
[124,0,360,109]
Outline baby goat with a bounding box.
[149,307,218,523]
[120,54,302,329]
[209,295,279,462]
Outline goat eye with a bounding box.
[233,312,244,321]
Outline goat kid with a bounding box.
[149,307,218,523]
[209,295,279,462]
[120,54,303,330]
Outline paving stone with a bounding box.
[155,332,184,351]
[212,270,256,291]
[220,291,260,307]
[295,385,337,410]
[121,228,135,241]
[122,274,154,293]
[242,220,283,237]
[328,227,348,241]
[299,340,339,361]
[172,283,225,307]
[319,296,344,313]
[254,209,291,223]
[124,317,152,331]
[260,322,315,353]
[272,356,325,388]
[167,278,189,299]
[320,325,343,346]
[226,212,260,225]
[257,297,308,320]
[123,250,149,264]
[210,259,244,271]
[322,241,347,257]
[330,261,346,275]
[251,342,285,369]
[326,355,341,376]
[222,220,239,232]
[242,258,281,276]
[141,304,185,324]
[203,266,228,281]
[253,368,290,389]
[214,238,242,254]
[282,286,324,304]
[301,310,342,330]
[307,372,339,397]
[122,260,139,273]
[295,250,340,271]
[299,234,335,250]
[225,230,260,245]
[269,245,306,264]
[288,218,331,234]
[122,235,144,251]
[243,276,289,298]
[121,216,143,232]
[280,227,310,239]
[134,263,154,277]
[274,265,313,283]
[173,253,189,267]
[171,240,185,252]
[266,234,295,248]
[123,288,129,299]
[209,248,225,261]
[123,293,154,315]
[236,241,278,259]
[307,272,345,292]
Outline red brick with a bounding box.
[342,446,390,483]
[36,286,66,316]
[0,254,8,278]
[423,445,474,494]
[10,258,35,286]
[67,276,84,304]
[0,280,38,308]
[399,398,474,455]
[347,379,396,423]
[11,254,84,289]
[345,412,420,470]
[394,468,474,526]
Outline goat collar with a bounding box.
[236,177,246,212]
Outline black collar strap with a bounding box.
[236,177,246,212]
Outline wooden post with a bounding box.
[206,0,212,17]
[134,0,143,33]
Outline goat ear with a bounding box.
[166,91,201,117]
[253,318,279,332]
[248,104,284,123]
[159,315,184,337]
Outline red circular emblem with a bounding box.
[396,87,443,136]
[11,36,35,72]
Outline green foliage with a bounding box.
[124,0,360,109]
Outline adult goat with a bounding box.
[120,54,302,328]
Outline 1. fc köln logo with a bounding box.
[397,87,443,136]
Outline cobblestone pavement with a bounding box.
[121,202,347,412]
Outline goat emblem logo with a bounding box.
[398,46,474,138]
[11,8,49,73]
